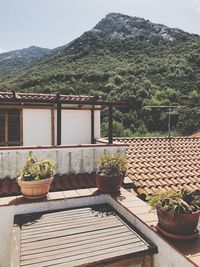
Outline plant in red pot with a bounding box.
[147,189,200,239]
[96,153,127,193]
[18,155,56,199]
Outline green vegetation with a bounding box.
[19,155,56,181]
[1,30,200,136]
[147,189,200,215]
[97,153,127,176]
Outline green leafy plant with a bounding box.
[147,189,200,215]
[19,155,56,181]
[96,153,127,176]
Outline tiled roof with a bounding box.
[0,173,133,198]
[115,137,200,196]
[0,173,96,197]
[0,92,93,102]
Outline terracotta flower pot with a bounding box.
[18,177,53,199]
[157,207,200,235]
[96,173,124,193]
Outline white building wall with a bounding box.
[23,108,100,146]
[56,109,92,145]
[94,110,101,140]
[60,109,101,144]
[23,109,51,146]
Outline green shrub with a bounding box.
[97,153,127,176]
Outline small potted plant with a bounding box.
[147,189,200,238]
[96,153,127,193]
[18,155,56,199]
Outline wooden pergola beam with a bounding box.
[1,92,126,145]
[91,106,95,144]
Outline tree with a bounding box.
[177,107,200,135]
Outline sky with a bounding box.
[0,0,200,52]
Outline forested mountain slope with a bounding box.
[0,46,50,81]
[1,13,200,135]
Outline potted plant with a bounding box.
[147,189,200,237]
[18,155,56,199]
[96,153,127,193]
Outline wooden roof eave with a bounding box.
[0,98,126,107]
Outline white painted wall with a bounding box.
[61,110,91,144]
[22,108,101,146]
[54,109,101,145]
[0,145,126,179]
[94,110,101,140]
[23,109,51,146]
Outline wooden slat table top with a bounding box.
[12,204,157,267]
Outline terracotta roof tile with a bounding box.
[158,172,167,179]
[115,137,200,196]
[151,179,162,187]
[161,178,170,186]
[137,179,148,188]
[0,172,133,198]
[146,173,156,180]
[140,173,149,180]
[170,185,179,192]
[10,178,20,195]
[167,172,178,178]
[0,92,94,103]
[141,186,153,195]
[170,177,179,185]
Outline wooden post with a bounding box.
[5,110,8,146]
[56,93,61,145]
[20,109,23,146]
[91,106,95,144]
[108,104,113,144]
[51,105,55,145]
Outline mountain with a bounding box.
[0,46,51,81]
[92,13,190,42]
[1,13,200,135]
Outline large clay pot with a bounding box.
[157,207,200,235]
[18,177,53,199]
[96,173,124,193]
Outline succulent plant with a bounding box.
[19,155,56,181]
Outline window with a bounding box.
[0,109,22,146]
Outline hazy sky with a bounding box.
[0,0,200,52]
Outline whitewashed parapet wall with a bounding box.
[0,145,126,179]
